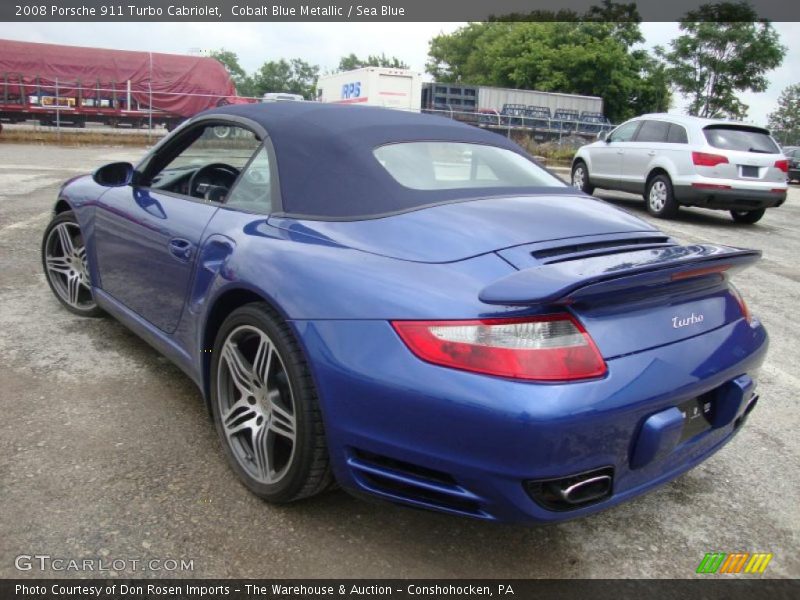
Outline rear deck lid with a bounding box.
[267,194,656,263]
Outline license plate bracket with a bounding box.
[677,396,714,442]
[740,165,759,178]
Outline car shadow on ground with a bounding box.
[593,191,768,230]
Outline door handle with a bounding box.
[616,150,624,155]
[168,238,193,261]
[648,151,656,156]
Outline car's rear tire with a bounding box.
[645,174,679,219]
[730,208,766,224]
[210,302,334,503]
[571,161,595,195]
[41,211,103,318]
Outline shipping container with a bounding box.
[316,67,422,111]
[477,86,603,116]
[421,83,479,111]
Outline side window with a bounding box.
[224,147,273,212]
[146,124,261,201]
[667,124,689,144]
[635,120,670,143]
[608,121,640,143]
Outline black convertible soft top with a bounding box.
[205,102,569,219]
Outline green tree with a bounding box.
[426,19,670,122]
[208,48,256,97]
[658,1,786,119]
[337,53,409,71]
[252,58,320,99]
[768,83,800,146]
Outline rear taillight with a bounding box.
[774,159,789,173]
[692,152,729,167]
[729,284,752,324]
[391,315,607,381]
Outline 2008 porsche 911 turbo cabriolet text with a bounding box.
[42,103,767,522]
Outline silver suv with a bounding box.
[571,113,789,224]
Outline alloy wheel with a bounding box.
[216,325,297,485]
[572,166,585,190]
[649,181,667,213]
[44,221,96,310]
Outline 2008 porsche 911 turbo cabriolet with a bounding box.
[42,103,767,522]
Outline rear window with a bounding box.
[373,142,564,190]
[703,126,779,154]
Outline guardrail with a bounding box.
[422,105,616,140]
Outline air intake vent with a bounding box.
[347,449,489,518]
[532,237,673,263]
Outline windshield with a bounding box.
[374,142,565,191]
[703,126,780,154]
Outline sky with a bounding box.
[1,21,798,126]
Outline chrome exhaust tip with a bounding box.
[526,467,614,511]
[558,474,613,505]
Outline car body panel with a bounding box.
[295,314,766,522]
[268,193,656,263]
[93,187,219,333]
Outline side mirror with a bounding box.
[93,162,134,187]
[597,131,609,142]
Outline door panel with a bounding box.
[620,120,671,191]
[94,188,218,333]
[590,120,640,187]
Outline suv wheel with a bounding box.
[571,161,594,195]
[730,208,766,224]
[645,175,679,219]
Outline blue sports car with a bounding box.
[42,103,767,522]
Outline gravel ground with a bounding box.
[0,143,797,579]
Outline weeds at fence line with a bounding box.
[0,125,163,147]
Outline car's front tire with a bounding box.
[571,161,595,195]
[210,302,333,503]
[645,174,679,219]
[730,208,766,224]
[41,211,103,318]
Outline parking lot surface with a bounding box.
[0,143,797,578]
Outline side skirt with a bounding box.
[93,288,203,392]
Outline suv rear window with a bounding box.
[703,126,779,154]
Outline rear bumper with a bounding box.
[294,316,768,523]
[675,185,787,210]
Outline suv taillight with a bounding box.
[392,314,607,381]
[774,159,789,173]
[692,152,729,167]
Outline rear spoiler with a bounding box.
[479,244,761,306]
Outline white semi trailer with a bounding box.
[316,67,422,111]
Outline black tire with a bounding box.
[41,211,104,318]
[210,302,334,503]
[645,174,679,218]
[571,160,595,195]
[730,208,766,224]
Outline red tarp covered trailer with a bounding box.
[0,39,239,127]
